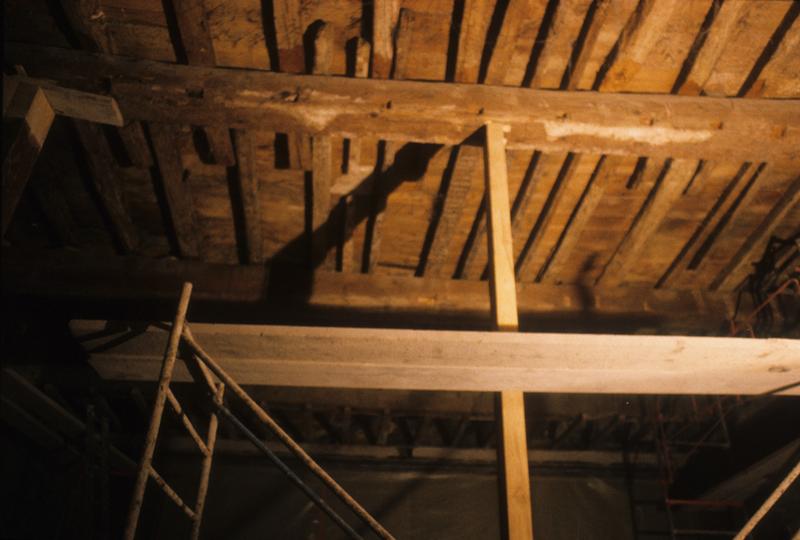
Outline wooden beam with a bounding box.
[10,44,800,165]
[232,129,262,264]
[483,122,534,540]
[149,124,200,258]
[1,248,734,334]
[72,321,800,396]
[73,120,139,252]
[2,85,54,236]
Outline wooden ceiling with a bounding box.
[3,0,800,331]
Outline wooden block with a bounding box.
[2,86,55,236]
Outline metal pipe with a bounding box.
[211,399,365,540]
[183,325,394,540]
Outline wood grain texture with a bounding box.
[484,123,518,330]
[11,44,800,165]
[73,320,800,396]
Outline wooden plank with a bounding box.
[5,76,122,126]
[73,120,139,252]
[689,163,773,282]
[425,146,481,278]
[677,0,749,96]
[233,129,262,264]
[598,159,699,286]
[711,175,800,291]
[10,44,800,165]
[540,155,631,283]
[568,0,638,90]
[698,1,793,97]
[454,0,497,83]
[518,154,602,281]
[658,162,756,288]
[1,247,735,334]
[2,85,54,236]
[529,0,593,89]
[484,0,547,86]
[747,13,800,98]
[149,123,200,258]
[73,320,800,396]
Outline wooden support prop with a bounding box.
[123,282,193,540]
[484,122,535,540]
[9,44,800,165]
[2,85,54,236]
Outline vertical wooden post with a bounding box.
[123,282,193,540]
[484,122,534,539]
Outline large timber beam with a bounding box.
[71,320,800,396]
[1,248,733,334]
[7,43,800,165]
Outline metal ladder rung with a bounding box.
[148,466,197,520]
[166,388,209,456]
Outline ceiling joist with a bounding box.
[7,43,800,165]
